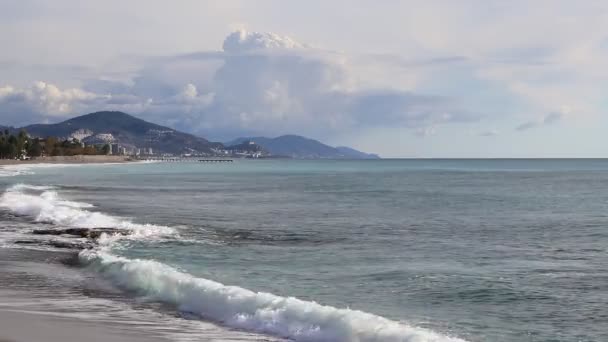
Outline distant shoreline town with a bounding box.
[1,111,380,161]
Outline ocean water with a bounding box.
[1,159,607,341]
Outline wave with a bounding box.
[80,250,467,342]
[0,184,174,240]
[0,166,33,177]
[0,184,467,341]
[0,163,85,177]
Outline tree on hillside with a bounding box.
[27,139,43,157]
[102,144,111,155]
[0,130,108,159]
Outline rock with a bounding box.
[49,240,95,250]
[13,239,94,250]
[13,240,40,244]
[31,229,63,236]
[32,228,131,239]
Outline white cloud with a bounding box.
[0,81,106,125]
[0,30,473,140]
[223,30,306,53]
[516,111,565,131]
[183,30,473,138]
[0,81,100,115]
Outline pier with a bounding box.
[139,157,234,163]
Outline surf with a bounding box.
[0,184,174,237]
[0,184,468,342]
[80,249,467,342]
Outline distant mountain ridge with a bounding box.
[227,135,380,159]
[4,111,380,158]
[21,111,222,155]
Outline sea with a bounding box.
[0,159,607,342]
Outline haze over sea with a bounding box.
[1,159,607,342]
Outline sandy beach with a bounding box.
[0,155,133,165]
[0,245,168,342]
[0,307,167,342]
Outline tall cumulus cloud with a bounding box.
[0,30,474,139]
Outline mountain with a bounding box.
[335,146,381,159]
[9,112,380,158]
[21,111,222,154]
[226,135,380,159]
[226,141,266,153]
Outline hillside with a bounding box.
[335,146,381,159]
[22,111,222,155]
[8,112,380,158]
[227,135,380,159]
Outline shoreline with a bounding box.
[0,155,135,166]
[0,248,168,342]
[0,246,281,342]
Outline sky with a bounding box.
[1,0,608,158]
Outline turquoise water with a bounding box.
[1,159,608,341]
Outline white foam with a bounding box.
[0,166,33,177]
[8,184,56,191]
[79,250,467,342]
[0,184,174,239]
[0,163,83,175]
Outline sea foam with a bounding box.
[0,163,84,177]
[0,184,174,239]
[0,166,33,177]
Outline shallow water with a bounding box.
[1,159,607,341]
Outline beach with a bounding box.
[0,306,166,342]
[0,155,133,165]
[0,246,268,342]
[0,245,166,342]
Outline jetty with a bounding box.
[139,157,234,163]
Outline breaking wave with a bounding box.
[0,184,467,342]
[0,163,85,178]
[0,184,174,239]
[80,249,467,342]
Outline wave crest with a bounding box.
[80,250,467,342]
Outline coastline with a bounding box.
[0,155,134,165]
[0,245,283,342]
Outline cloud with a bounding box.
[415,126,436,137]
[479,129,499,137]
[516,111,564,131]
[0,81,105,125]
[223,30,306,53]
[0,30,475,140]
[543,111,563,125]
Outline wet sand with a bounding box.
[0,306,167,342]
[0,247,275,342]
[0,247,167,342]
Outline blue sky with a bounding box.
[1,0,607,157]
